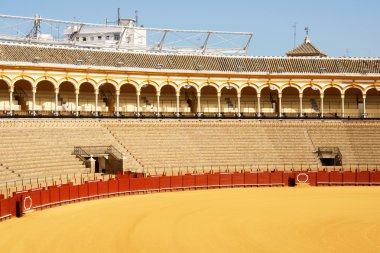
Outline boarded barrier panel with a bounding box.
[145,177,160,191]
[232,173,245,186]
[97,181,109,195]
[183,175,195,188]
[130,178,146,191]
[159,176,171,190]
[108,180,119,194]
[195,174,208,188]
[171,176,183,189]
[245,172,258,185]
[370,171,380,185]
[330,171,343,185]
[357,171,370,185]
[257,172,270,186]
[207,174,220,187]
[88,182,98,197]
[220,173,233,186]
[49,187,60,204]
[270,172,283,185]
[69,185,79,200]
[307,172,317,186]
[118,177,130,193]
[343,171,356,185]
[282,172,295,186]
[317,171,330,185]
[78,184,89,199]
[59,186,70,202]
[40,189,50,206]
[0,199,10,218]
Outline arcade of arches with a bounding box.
[1,78,380,118]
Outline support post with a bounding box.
[32,87,36,116]
[278,93,282,118]
[116,90,120,116]
[299,93,303,117]
[136,91,141,117]
[197,91,202,117]
[94,89,99,116]
[176,91,180,117]
[237,92,241,118]
[341,94,345,118]
[54,88,59,116]
[75,88,79,116]
[156,91,161,117]
[320,94,324,118]
[217,91,221,118]
[257,93,261,117]
[9,86,13,116]
[363,94,366,118]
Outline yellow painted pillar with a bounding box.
[9,86,14,116]
[257,93,261,117]
[299,93,303,117]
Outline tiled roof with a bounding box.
[0,42,379,75]
[286,36,327,57]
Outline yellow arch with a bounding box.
[119,79,139,91]
[239,83,259,93]
[58,77,78,88]
[35,76,58,88]
[220,83,240,93]
[78,78,97,90]
[199,82,219,92]
[301,83,323,93]
[258,83,280,93]
[178,82,200,92]
[364,85,380,94]
[12,75,35,87]
[0,76,12,87]
[343,85,364,94]
[159,81,179,92]
[139,80,159,91]
[322,85,343,94]
[280,83,302,93]
[98,79,119,90]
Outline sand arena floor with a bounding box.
[0,187,380,253]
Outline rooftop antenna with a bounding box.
[117,8,121,26]
[27,14,41,39]
[304,26,310,43]
[135,10,139,26]
[292,22,297,47]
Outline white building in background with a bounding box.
[63,19,147,50]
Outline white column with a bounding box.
[116,90,120,116]
[54,88,59,116]
[197,91,201,117]
[156,92,161,117]
[237,92,241,117]
[136,91,141,116]
[217,91,221,117]
[341,94,345,118]
[32,87,36,116]
[75,88,79,116]
[176,91,180,117]
[278,93,282,117]
[299,93,303,117]
[363,94,366,118]
[320,94,324,118]
[94,89,99,116]
[9,86,13,116]
[257,93,261,117]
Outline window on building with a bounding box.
[76,37,79,41]
[106,36,110,40]
[114,34,120,41]
[82,37,87,41]
[98,36,102,40]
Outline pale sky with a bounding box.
[2,0,380,57]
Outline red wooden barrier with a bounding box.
[207,174,220,188]
[343,171,356,185]
[40,189,50,206]
[130,178,146,191]
[49,187,60,204]
[78,184,89,199]
[357,171,370,185]
[0,199,10,218]
[69,185,79,200]
[118,177,130,193]
[244,172,258,186]
[370,171,380,185]
[316,171,329,185]
[170,176,183,189]
[182,175,195,188]
[159,176,171,190]
[59,185,70,202]
[88,182,98,197]
[307,172,317,186]
[270,171,283,186]
[257,172,270,186]
[282,172,295,186]
[97,181,109,195]
[195,174,208,188]
[232,172,245,186]
[145,177,160,191]
[329,171,343,185]
[220,173,233,186]
[108,179,119,194]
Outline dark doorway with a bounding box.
[288,177,296,187]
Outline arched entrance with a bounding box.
[180,85,197,116]
[220,86,237,117]
[36,80,55,115]
[119,83,137,116]
[13,79,33,114]
[344,88,363,118]
[366,88,380,118]
[0,80,10,114]
[160,85,177,117]
[59,81,76,115]
[282,87,300,117]
[323,87,341,118]
[303,87,321,117]
[240,86,257,118]
[140,84,157,117]
[79,82,95,115]
[260,86,279,117]
[99,83,116,115]
[200,85,218,117]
